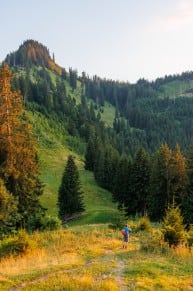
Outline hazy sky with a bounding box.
[1,0,193,83]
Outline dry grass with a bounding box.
[0,226,192,290]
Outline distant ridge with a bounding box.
[5,39,62,74]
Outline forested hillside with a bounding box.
[6,40,193,155]
[2,39,193,225]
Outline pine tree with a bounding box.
[148,144,187,221]
[130,148,150,216]
[69,68,77,90]
[113,155,131,209]
[0,63,44,228]
[182,144,193,224]
[169,144,187,205]
[162,205,186,247]
[85,137,96,171]
[148,144,188,220]
[148,144,172,221]
[58,155,85,221]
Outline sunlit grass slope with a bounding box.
[0,226,192,290]
[100,101,115,127]
[28,110,119,224]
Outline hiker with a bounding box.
[122,224,131,249]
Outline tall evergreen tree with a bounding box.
[129,148,150,216]
[85,137,96,171]
[148,144,172,221]
[94,145,119,192]
[113,155,131,209]
[69,68,77,90]
[182,144,193,224]
[58,155,85,221]
[148,143,187,221]
[0,63,44,228]
[169,144,187,205]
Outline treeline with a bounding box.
[82,73,193,152]
[85,140,193,225]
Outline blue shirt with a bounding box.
[123,226,131,236]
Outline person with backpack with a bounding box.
[122,224,131,248]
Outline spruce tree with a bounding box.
[169,144,187,205]
[113,155,131,209]
[129,148,150,216]
[85,137,96,171]
[182,144,193,224]
[148,144,172,221]
[58,155,85,221]
[162,205,186,247]
[148,144,188,221]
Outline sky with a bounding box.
[1,0,193,83]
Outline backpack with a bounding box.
[121,229,126,236]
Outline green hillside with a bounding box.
[157,79,193,99]
[28,110,119,224]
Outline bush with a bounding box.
[27,216,62,231]
[140,229,169,254]
[126,219,138,233]
[0,230,37,258]
[137,216,152,232]
[187,225,193,247]
[41,216,62,230]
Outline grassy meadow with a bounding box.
[0,224,192,290]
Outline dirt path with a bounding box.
[114,259,127,291]
[9,248,132,290]
[9,266,85,291]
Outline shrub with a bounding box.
[140,229,169,254]
[126,219,138,232]
[187,225,193,247]
[0,230,37,258]
[27,215,62,231]
[137,216,152,232]
[41,216,62,230]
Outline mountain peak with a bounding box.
[5,39,62,74]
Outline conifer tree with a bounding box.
[0,63,44,228]
[94,145,105,187]
[85,137,96,171]
[129,148,150,216]
[182,144,193,224]
[148,143,187,221]
[148,144,172,220]
[113,155,131,209]
[162,205,186,247]
[169,144,187,205]
[58,155,84,221]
